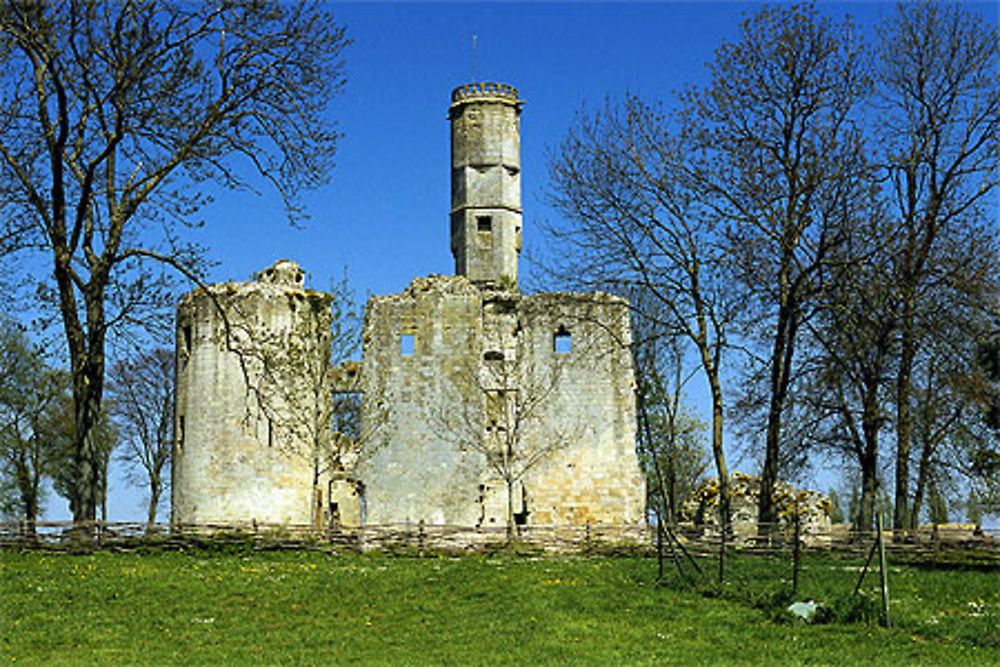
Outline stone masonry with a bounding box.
[173,82,646,531]
[172,261,336,526]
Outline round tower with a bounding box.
[448,82,523,288]
[172,260,333,528]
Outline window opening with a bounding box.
[477,215,493,233]
[400,333,415,356]
[181,325,192,355]
[484,350,504,361]
[554,327,572,354]
[177,415,185,451]
[513,484,529,526]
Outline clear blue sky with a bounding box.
[45,1,997,523]
[196,2,756,296]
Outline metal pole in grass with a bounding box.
[876,511,891,627]
[657,519,702,581]
[853,530,879,595]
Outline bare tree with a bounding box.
[633,329,709,525]
[438,334,582,536]
[874,1,1000,528]
[682,5,871,530]
[0,320,64,532]
[106,347,173,525]
[0,1,349,526]
[546,93,737,538]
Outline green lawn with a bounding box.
[2,548,997,665]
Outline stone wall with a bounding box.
[514,293,645,527]
[449,82,523,286]
[357,276,485,526]
[682,472,834,544]
[172,261,334,526]
[173,82,646,534]
[357,275,646,528]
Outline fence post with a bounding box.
[792,501,801,595]
[718,502,726,585]
[656,519,664,581]
[876,512,891,628]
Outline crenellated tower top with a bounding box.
[449,82,523,111]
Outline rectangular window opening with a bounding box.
[181,325,192,355]
[477,215,493,233]
[400,333,415,356]
[554,330,572,354]
[177,415,185,451]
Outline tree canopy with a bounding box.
[0,0,349,525]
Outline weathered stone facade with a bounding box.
[449,82,523,287]
[357,277,644,528]
[173,82,645,531]
[172,261,334,526]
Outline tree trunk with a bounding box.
[637,382,674,524]
[147,479,161,526]
[759,291,797,533]
[72,291,110,529]
[911,432,934,530]
[23,488,38,537]
[506,477,514,539]
[857,397,881,533]
[708,367,730,538]
[71,381,100,525]
[894,300,915,529]
[13,446,41,536]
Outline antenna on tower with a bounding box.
[471,33,477,81]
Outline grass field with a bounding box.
[2,547,998,665]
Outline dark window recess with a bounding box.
[484,350,504,361]
[267,418,275,448]
[177,415,185,451]
[514,484,529,526]
[477,215,493,232]
[400,333,415,356]
[554,327,572,354]
[181,325,192,355]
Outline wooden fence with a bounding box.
[1,519,996,562]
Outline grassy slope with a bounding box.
[1,550,997,665]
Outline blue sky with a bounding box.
[196,2,755,296]
[44,1,998,523]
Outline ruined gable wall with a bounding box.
[357,276,646,529]
[358,276,487,525]
[515,293,646,526]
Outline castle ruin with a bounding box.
[172,82,645,532]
